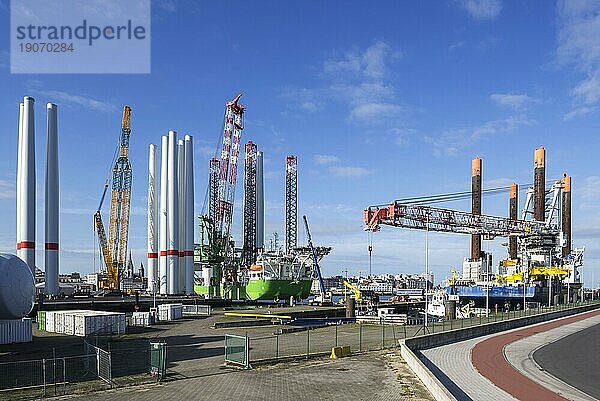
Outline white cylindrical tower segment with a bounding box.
[177,139,186,293]
[167,131,179,295]
[159,135,169,294]
[147,144,158,293]
[184,134,195,294]
[44,103,59,295]
[19,96,36,274]
[16,102,24,261]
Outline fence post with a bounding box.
[63,358,66,394]
[53,348,57,396]
[306,327,310,359]
[335,322,338,348]
[359,323,362,352]
[276,335,279,359]
[245,335,250,369]
[108,351,113,388]
[42,359,46,397]
[403,323,407,339]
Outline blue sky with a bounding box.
[0,0,598,286]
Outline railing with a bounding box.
[243,300,600,364]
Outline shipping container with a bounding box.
[158,303,183,321]
[130,311,152,327]
[45,311,56,332]
[0,318,32,344]
[71,311,125,337]
[37,311,46,331]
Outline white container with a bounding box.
[130,311,151,327]
[54,310,87,334]
[158,303,182,321]
[45,311,56,333]
[0,318,32,344]
[73,311,126,337]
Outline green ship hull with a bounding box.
[245,279,312,300]
[194,279,312,301]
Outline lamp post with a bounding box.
[425,212,429,327]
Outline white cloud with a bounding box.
[449,41,465,52]
[580,176,600,210]
[0,180,15,199]
[281,41,412,141]
[563,106,595,121]
[328,166,372,178]
[458,0,502,20]
[490,93,537,110]
[426,115,533,157]
[28,89,116,112]
[314,155,340,165]
[349,102,403,122]
[556,0,600,118]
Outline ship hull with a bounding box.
[246,279,312,301]
[445,284,538,308]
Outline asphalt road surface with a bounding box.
[534,322,600,400]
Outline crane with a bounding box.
[303,215,331,305]
[364,202,551,238]
[343,280,362,302]
[197,95,245,298]
[94,106,132,291]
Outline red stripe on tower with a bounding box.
[17,241,35,250]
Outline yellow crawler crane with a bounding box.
[94,106,132,291]
[343,280,362,302]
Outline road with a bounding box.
[534,322,600,400]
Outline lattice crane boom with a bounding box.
[96,106,132,290]
[364,202,550,238]
[216,94,245,239]
[285,156,298,254]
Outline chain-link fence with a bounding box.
[244,300,600,363]
[0,337,164,399]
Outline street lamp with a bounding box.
[425,212,429,327]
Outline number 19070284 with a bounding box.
[19,42,74,52]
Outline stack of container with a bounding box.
[39,310,125,336]
[0,318,32,344]
[158,303,183,321]
[130,311,153,327]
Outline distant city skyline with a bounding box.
[1,1,598,287]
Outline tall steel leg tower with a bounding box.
[285,156,298,254]
[243,141,257,266]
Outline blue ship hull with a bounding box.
[446,285,536,298]
[444,284,539,308]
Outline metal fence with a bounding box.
[0,337,163,398]
[182,304,212,317]
[244,300,600,363]
[225,334,250,369]
[0,354,101,399]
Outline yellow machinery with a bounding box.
[94,106,132,291]
[343,280,362,302]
